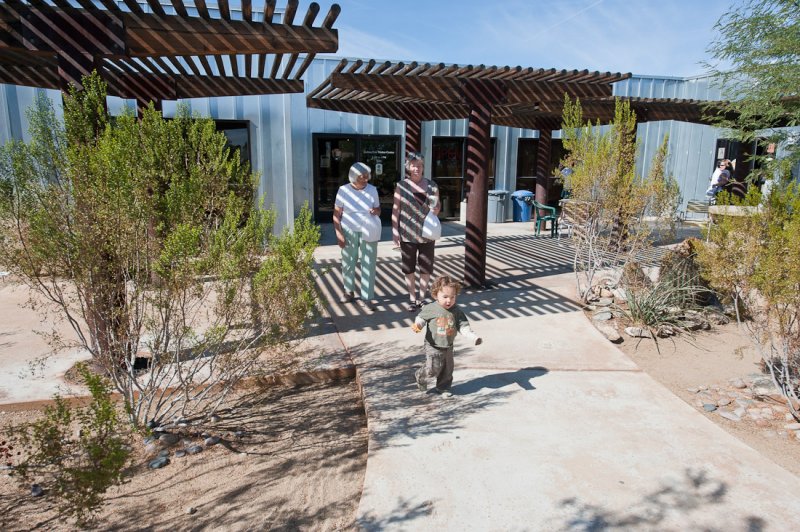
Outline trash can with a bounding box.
[511,190,535,222]
[487,190,509,223]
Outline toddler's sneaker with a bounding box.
[338,292,354,304]
[435,389,453,398]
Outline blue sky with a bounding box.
[323,0,735,77]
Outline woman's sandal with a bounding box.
[339,293,354,304]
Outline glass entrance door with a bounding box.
[313,135,400,223]
[314,137,356,222]
[361,137,400,221]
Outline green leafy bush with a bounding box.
[7,364,131,526]
[698,181,800,419]
[0,73,320,428]
[253,203,320,340]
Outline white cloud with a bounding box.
[321,0,730,76]
[328,25,421,63]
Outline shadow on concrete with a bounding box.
[314,237,585,334]
[345,342,514,449]
[555,468,763,531]
[450,367,549,395]
[319,221,465,246]
[357,496,436,531]
[0,329,16,350]
[314,224,690,335]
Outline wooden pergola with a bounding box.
[0,0,340,110]
[308,59,719,287]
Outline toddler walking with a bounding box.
[411,275,482,397]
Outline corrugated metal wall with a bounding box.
[615,75,724,209]
[0,65,730,227]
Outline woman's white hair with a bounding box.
[348,162,371,184]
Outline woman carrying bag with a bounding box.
[334,162,382,312]
[392,152,441,312]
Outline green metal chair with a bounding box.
[532,201,558,237]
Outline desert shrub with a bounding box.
[698,181,800,419]
[253,204,320,340]
[658,238,711,307]
[700,0,800,418]
[622,278,709,332]
[0,73,320,428]
[620,261,652,292]
[559,97,681,301]
[6,364,131,526]
[619,240,711,333]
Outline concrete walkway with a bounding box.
[315,222,800,530]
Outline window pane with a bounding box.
[432,138,463,178]
[361,137,400,219]
[316,137,356,219]
[517,138,538,178]
[435,178,463,219]
[215,120,251,166]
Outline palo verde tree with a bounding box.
[0,73,320,429]
[705,0,800,181]
[559,96,681,303]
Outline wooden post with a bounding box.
[405,119,422,157]
[462,79,506,287]
[535,129,552,206]
[464,104,491,287]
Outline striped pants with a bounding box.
[341,228,378,300]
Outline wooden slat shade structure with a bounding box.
[308,59,720,286]
[0,0,340,110]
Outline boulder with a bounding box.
[594,322,622,343]
[624,326,652,339]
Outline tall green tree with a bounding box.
[706,0,800,178]
[0,73,320,428]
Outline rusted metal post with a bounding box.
[462,79,506,287]
[464,105,492,287]
[535,129,552,206]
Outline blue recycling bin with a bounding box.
[511,190,535,222]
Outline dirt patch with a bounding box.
[615,321,800,476]
[0,379,368,531]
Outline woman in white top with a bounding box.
[333,162,381,312]
[706,159,731,201]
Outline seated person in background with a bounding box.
[705,159,731,203]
